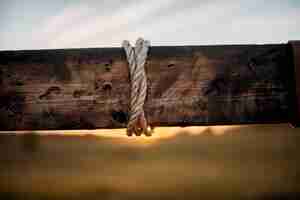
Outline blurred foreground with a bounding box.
[0,124,300,200]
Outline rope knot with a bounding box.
[122,38,151,136]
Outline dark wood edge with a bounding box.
[288,41,300,127]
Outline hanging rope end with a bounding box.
[122,37,152,137]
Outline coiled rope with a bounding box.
[122,38,151,136]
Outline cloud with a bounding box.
[1,0,300,50]
[32,0,176,49]
[130,0,300,46]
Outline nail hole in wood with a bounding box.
[73,89,86,98]
[39,86,61,100]
[15,80,24,86]
[103,82,112,91]
[168,63,175,68]
[105,59,113,71]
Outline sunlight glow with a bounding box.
[0,125,242,140]
[0,125,247,147]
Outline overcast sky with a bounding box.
[0,0,299,50]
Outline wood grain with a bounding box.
[0,44,295,130]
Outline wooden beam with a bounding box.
[0,43,297,131]
[289,41,300,126]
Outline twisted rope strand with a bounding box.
[122,38,150,136]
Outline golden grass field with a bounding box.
[0,124,300,199]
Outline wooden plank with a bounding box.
[289,41,300,126]
[0,44,295,131]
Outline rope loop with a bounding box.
[122,38,152,136]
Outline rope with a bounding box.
[122,38,151,136]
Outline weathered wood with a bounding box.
[0,43,296,130]
[289,41,300,126]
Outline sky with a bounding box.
[0,0,299,50]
